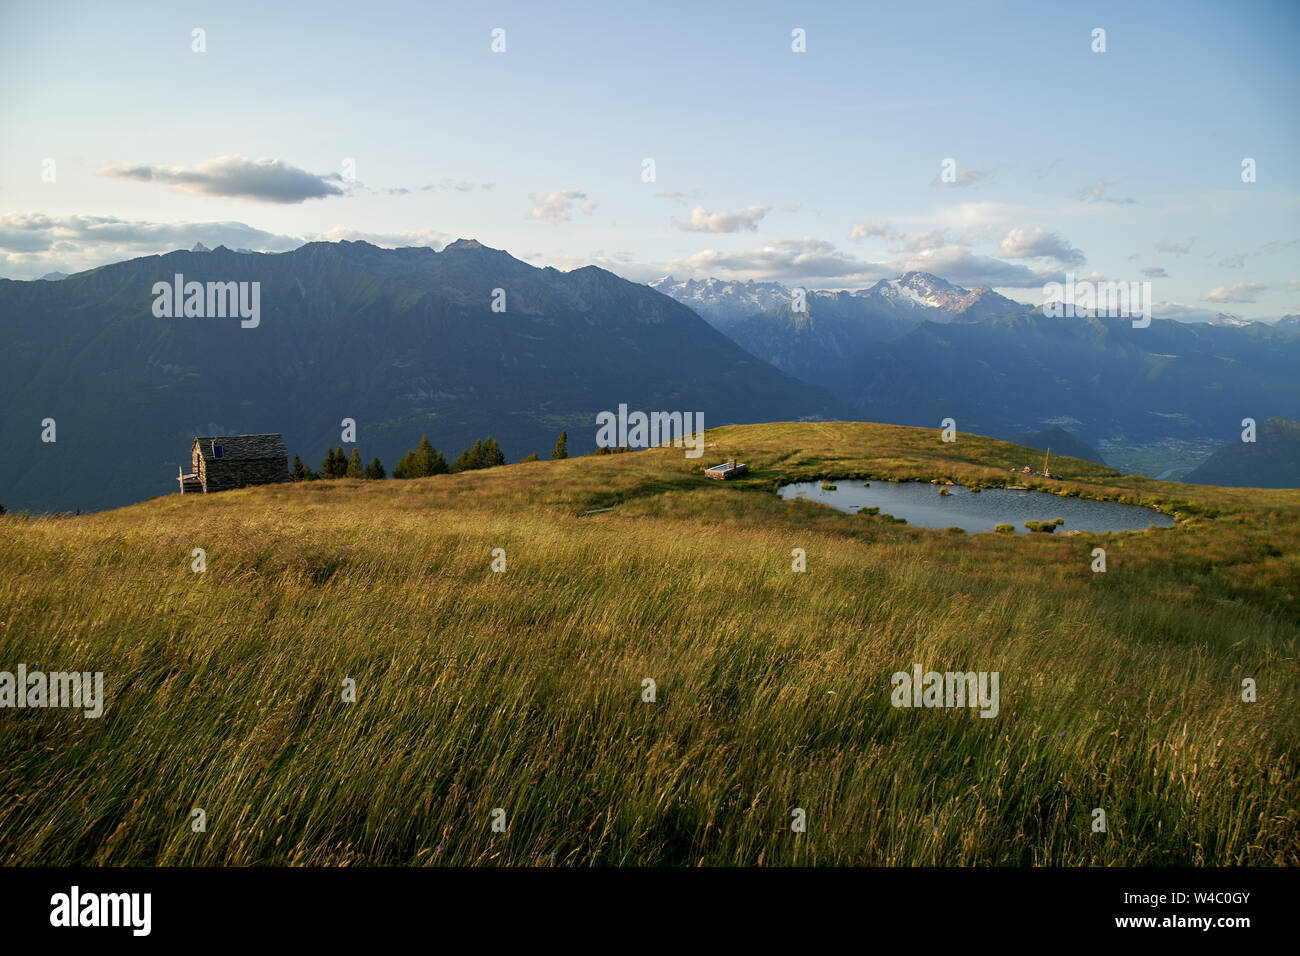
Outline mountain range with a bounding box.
[721,273,1030,387]
[5,244,1298,513]
[655,273,1300,479]
[0,240,848,513]
[647,276,791,329]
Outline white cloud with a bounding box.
[529,189,595,223]
[662,228,1062,288]
[894,244,1057,288]
[0,214,448,277]
[0,212,306,277]
[997,227,1085,267]
[929,202,1033,243]
[849,221,899,241]
[663,237,886,283]
[850,223,945,253]
[1202,282,1268,303]
[1152,302,1228,323]
[676,205,772,233]
[898,230,946,253]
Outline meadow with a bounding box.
[1,421,1297,865]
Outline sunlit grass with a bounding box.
[1,421,1296,865]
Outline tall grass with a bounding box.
[0,421,1296,865]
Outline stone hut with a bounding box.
[178,434,289,494]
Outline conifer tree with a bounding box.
[415,434,447,476]
[449,436,507,472]
[365,457,386,480]
[482,437,505,467]
[346,448,364,478]
[291,454,307,481]
[551,430,568,460]
[394,435,446,478]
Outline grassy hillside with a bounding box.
[1,421,1297,866]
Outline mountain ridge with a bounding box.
[0,240,850,513]
[654,272,1300,470]
[1184,417,1300,488]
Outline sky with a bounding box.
[1,0,1297,319]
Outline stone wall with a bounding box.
[202,457,289,493]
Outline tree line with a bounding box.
[290,430,570,481]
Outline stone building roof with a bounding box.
[192,434,287,462]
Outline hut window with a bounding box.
[213,443,224,459]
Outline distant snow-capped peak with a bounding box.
[861,272,988,312]
[651,271,1029,327]
[649,275,791,325]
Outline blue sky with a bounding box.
[1,0,1296,318]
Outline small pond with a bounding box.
[778,480,1175,534]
